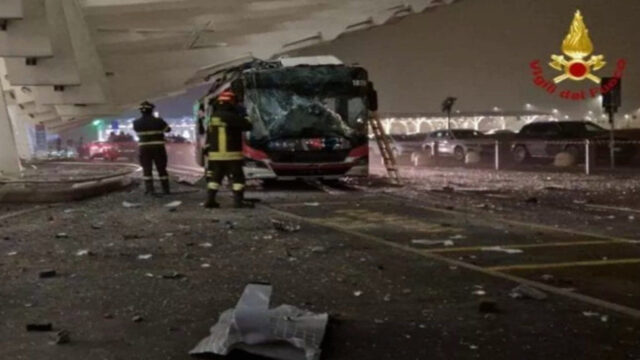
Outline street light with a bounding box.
[441,96,457,130]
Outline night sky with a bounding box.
[298,0,640,122]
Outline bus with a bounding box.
[195,56,377,181]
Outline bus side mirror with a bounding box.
[367,85,378,112]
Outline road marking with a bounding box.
[265,204,640,319]
[426,239,633,253]
[0,206,46,221]
[487,258,640,272]
[382,193,636,244]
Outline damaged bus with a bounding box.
[195,56,377,181]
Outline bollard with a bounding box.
[494,140,500,170]
[585,139,591,175]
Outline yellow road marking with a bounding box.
[427,239,633,253]
[488,258,640,272]
[264,204,640,319]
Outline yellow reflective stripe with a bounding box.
[232,183,245,191]
[139,141,165,146]
[208,151,243,161]
[136,130,164,135]
[208,182,220,190]
[218,125,227,153]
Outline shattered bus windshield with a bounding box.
[242,66,369,143]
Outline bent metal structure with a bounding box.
[0,0,458,175]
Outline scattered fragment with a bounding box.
[224,221,235,230]
[449,234,466,240]
[541,274,554,282]
[122,201,141,208]
[271,219,301,233]
[55,233,69,239]
[144,273,155,278]
[53,330,71,345]
[162,272,185,280]
[132,315,144,323]
[103,313,114,319]
[509,284,547,300]
[478,299,499,313]
[91,223,103,230]
[26,323,53,332]
[310,246,326,253]
[75,249,93,256]
[583,311,600,318]
[190,283,328,360]
[374,318,385,324]
[383,294,391,302]
[137,254,153,260]
[304,202,320,207]
[402,288,412,294]
[7,251,17,256]
[481,246,523,254]
[353,290,363,297]
[201,263,211,268]
[63,209,75,214]
[199,242,213,248]
[39,270,57,279]
[165,201,182,211]
[411,239,454,247]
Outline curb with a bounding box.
[0,162,141,203]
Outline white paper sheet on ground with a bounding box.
[190,283,328,360]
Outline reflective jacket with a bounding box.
[206,103,252,161]
[133,114,171,147]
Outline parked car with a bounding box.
[412,129,493,165]
[388,133,429,164]
[511,121,636,164]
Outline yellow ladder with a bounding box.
[369,112,401,185]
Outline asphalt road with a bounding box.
[1,179,639,359]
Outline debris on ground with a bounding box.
[271,219,301,233]
[75,249,93,256]
[137,254,153,260]
[480,246,523,254]
[509,284,548,300]
[353,290,363,297]
[582,311,609,322]
[38,270,57,278]
[162,271,185,280]
[199,242,213,248]
[224,221,235,230]
[310,246,326,253]
[478,299,499,313]
[449,234,466,240]
[90,223,103,230]
[165,201,182,211]
[541,274,554,282]
[190,283,328,360]
[7,251,18,256]
[132,315,144,323]
[26,323,53,332]
[304,202,320,207]
[411,239,455,247]
[52,330,71,345]
[55,233,69,239]
[122,201,141,208]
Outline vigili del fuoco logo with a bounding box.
[529,10,626,101]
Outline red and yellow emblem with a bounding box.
[549,10,606,83]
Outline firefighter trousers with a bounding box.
[206,160,245,192]
[139,145,168,182]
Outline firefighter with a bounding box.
[133,101,171,195]
[204,91,253,208]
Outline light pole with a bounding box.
[441,97,457,130]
